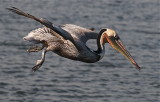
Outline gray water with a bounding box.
[0,0,160,102]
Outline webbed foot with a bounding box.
[32,48,47,72]
[32,60,44,72]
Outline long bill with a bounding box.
[107,37,141,70]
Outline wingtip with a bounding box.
[6,6,16,10]
[6,7,18,13]
[6,7,11,10]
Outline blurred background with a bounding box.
[0,0,159,102]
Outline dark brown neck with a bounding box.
[96,29,107,53]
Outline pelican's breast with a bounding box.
[48,39,80,60]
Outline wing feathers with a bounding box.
[7,7,98,50]
[6,7,66,40]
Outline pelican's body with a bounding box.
[7,7,141,71]
[28,25,100,63]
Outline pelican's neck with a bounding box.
[94,29,107,60]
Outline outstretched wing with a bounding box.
[7,7,98,49]
[6,7,76,45]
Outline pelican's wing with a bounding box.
[7,7,98,49]
[6,7,75,43]
[61,24,98,44]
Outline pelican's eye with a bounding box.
[114,34,120,40]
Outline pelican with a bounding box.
[7,7,140,71]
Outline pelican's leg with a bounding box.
[32,48,47,72]
[27,44,45,53]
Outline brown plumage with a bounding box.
[7,7,141,71]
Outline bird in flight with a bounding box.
[7,7,141,71]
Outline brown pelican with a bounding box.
[7,7,140,71]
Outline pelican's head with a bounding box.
[101,28,141,70]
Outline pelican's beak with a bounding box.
[106,36,141,70]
